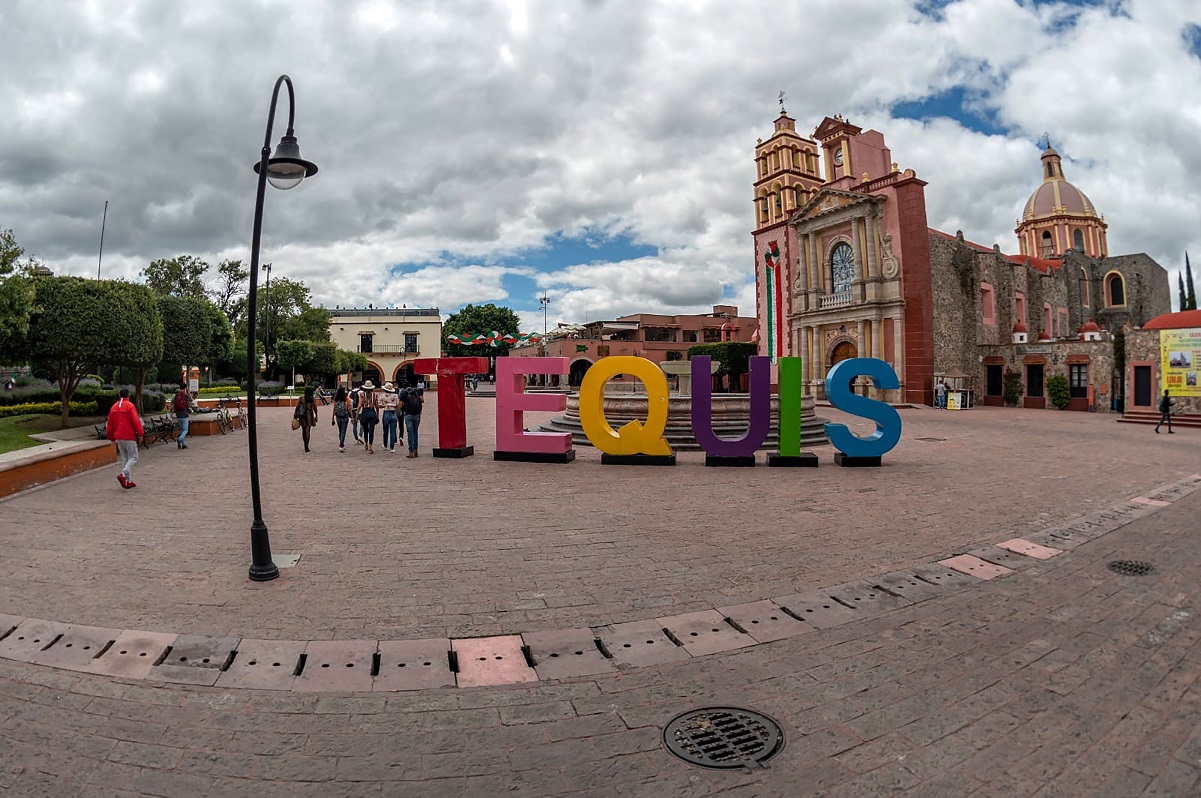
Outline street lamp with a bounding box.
[538,293,550,335]
[261,262,273,370]
[245,75,318,582]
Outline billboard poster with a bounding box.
[1160,327,1201,397]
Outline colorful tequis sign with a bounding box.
[415,355,903,465]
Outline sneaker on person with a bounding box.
[117,474,128,488]
[126,481,137,489]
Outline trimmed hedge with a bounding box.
[198,385,248,396]
[0,401,99,418]
[0,387,165,413]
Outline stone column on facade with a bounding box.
[808,233,821,297]
[810,325,821,394]
[879,317,888,367]
[893,317,904,384]
[796,234,810,311]
[800,326,810,388]
[865,212,879,280]
[851,216,864,301]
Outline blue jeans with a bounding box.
[381,410,399,450]
[178,414,190,444]
[404,413,420,452]
[336,415,349,447]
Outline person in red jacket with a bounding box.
[106,388,144,488]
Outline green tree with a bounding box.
[25,277,162,426]
[443,303,522,358]
[209,258,249,330]
[686,342,757,392]
[0,229,41,349]
[159,296,212,367]
[203,301,234,367]
[1186,253,1197,310]
[277,305,331,344]
[307,342,338,383]
[274,339,314,384]
[335,349,368,377]
[1180,272,1188,312]
[142,255,210,299]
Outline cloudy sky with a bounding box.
[2,0,1199,333]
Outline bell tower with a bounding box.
[753,94,824,365]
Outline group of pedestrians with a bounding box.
[298,379,424,456]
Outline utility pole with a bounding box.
[538,293,550,334]
[96,200,108,279]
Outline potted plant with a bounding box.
[1046,373,1071,410]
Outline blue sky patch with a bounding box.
[892,86,1004,137]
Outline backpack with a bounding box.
[173,391,188,412]
[350,390,361,410]
[401,389,423,415]
[334,399,349,418]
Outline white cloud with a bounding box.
[2,0,1200,321]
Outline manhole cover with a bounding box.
[662,707,784,771]
[1107,560,1157,577]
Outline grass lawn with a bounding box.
[0,414,94,455]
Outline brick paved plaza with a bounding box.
[1,396,1199,796]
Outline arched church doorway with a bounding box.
[830,340,858,393]
[569,359,592,387]
[393,364,415,387]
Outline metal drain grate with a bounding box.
[662,707,784,771]
[1107,560,1157,577]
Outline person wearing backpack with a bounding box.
[330,386,352,451]
[173,382,197,449]
[1155,389,1175,434]
[349,384,363,445]
[399,380,424,458]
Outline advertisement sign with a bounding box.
[1160,327,1201,397]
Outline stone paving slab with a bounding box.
[939,554,1014,580]
[453,635,538,688]
[871,569,957,602]
[524,628,617,680]
[718,599,813,643]
[826,579,916,613]
[374,638,455,691]
[995,538,1063,559]
[0,618,71,661]
[772,589,862,628]
[85,629,176,679]
[214,639,305,690]
[147,634,239,686]
[31,624,120,672]
[657,609,754,657]
[595,619,691,668]
[293,640,377,692]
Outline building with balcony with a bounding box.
[509,305,756,387]
[327,307,442,387]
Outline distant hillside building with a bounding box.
[752,110,1170,409]
[509,305,757,387]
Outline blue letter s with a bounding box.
[824,358,902,458]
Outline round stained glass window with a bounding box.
[831,243,855,294]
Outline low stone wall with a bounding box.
[0,440,115,500]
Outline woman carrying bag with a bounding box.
[358,381,380,453]
[295,386,318,453]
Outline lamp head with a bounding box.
[255,134,318,190]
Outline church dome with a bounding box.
[1021,147,1099,220]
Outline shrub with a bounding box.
[1002,368,1023,407]
[0,401,98,418]
[256,380,285,397]
[1046,374,1071,409]
[198,385,248,396]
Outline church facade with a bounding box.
[753,110,1170,410]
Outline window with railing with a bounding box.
[405,333,418,353]
[359,334,373,353]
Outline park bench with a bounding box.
[94,416,179,447]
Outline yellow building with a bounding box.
[327,307,442,387]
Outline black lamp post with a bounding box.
[261,262,273,372]
[245,75,318,582]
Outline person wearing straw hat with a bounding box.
[378,380,401,453]
[358,381,380,452]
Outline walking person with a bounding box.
[107,388,144,489]
[349,383,363,445]
[331,386,351,451]
[1155,389,1175,434]
[399,380,423,458]
[172,381,197,449]
[295,386,318,452]
[358,381,380,453]
[378,381,401,453]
